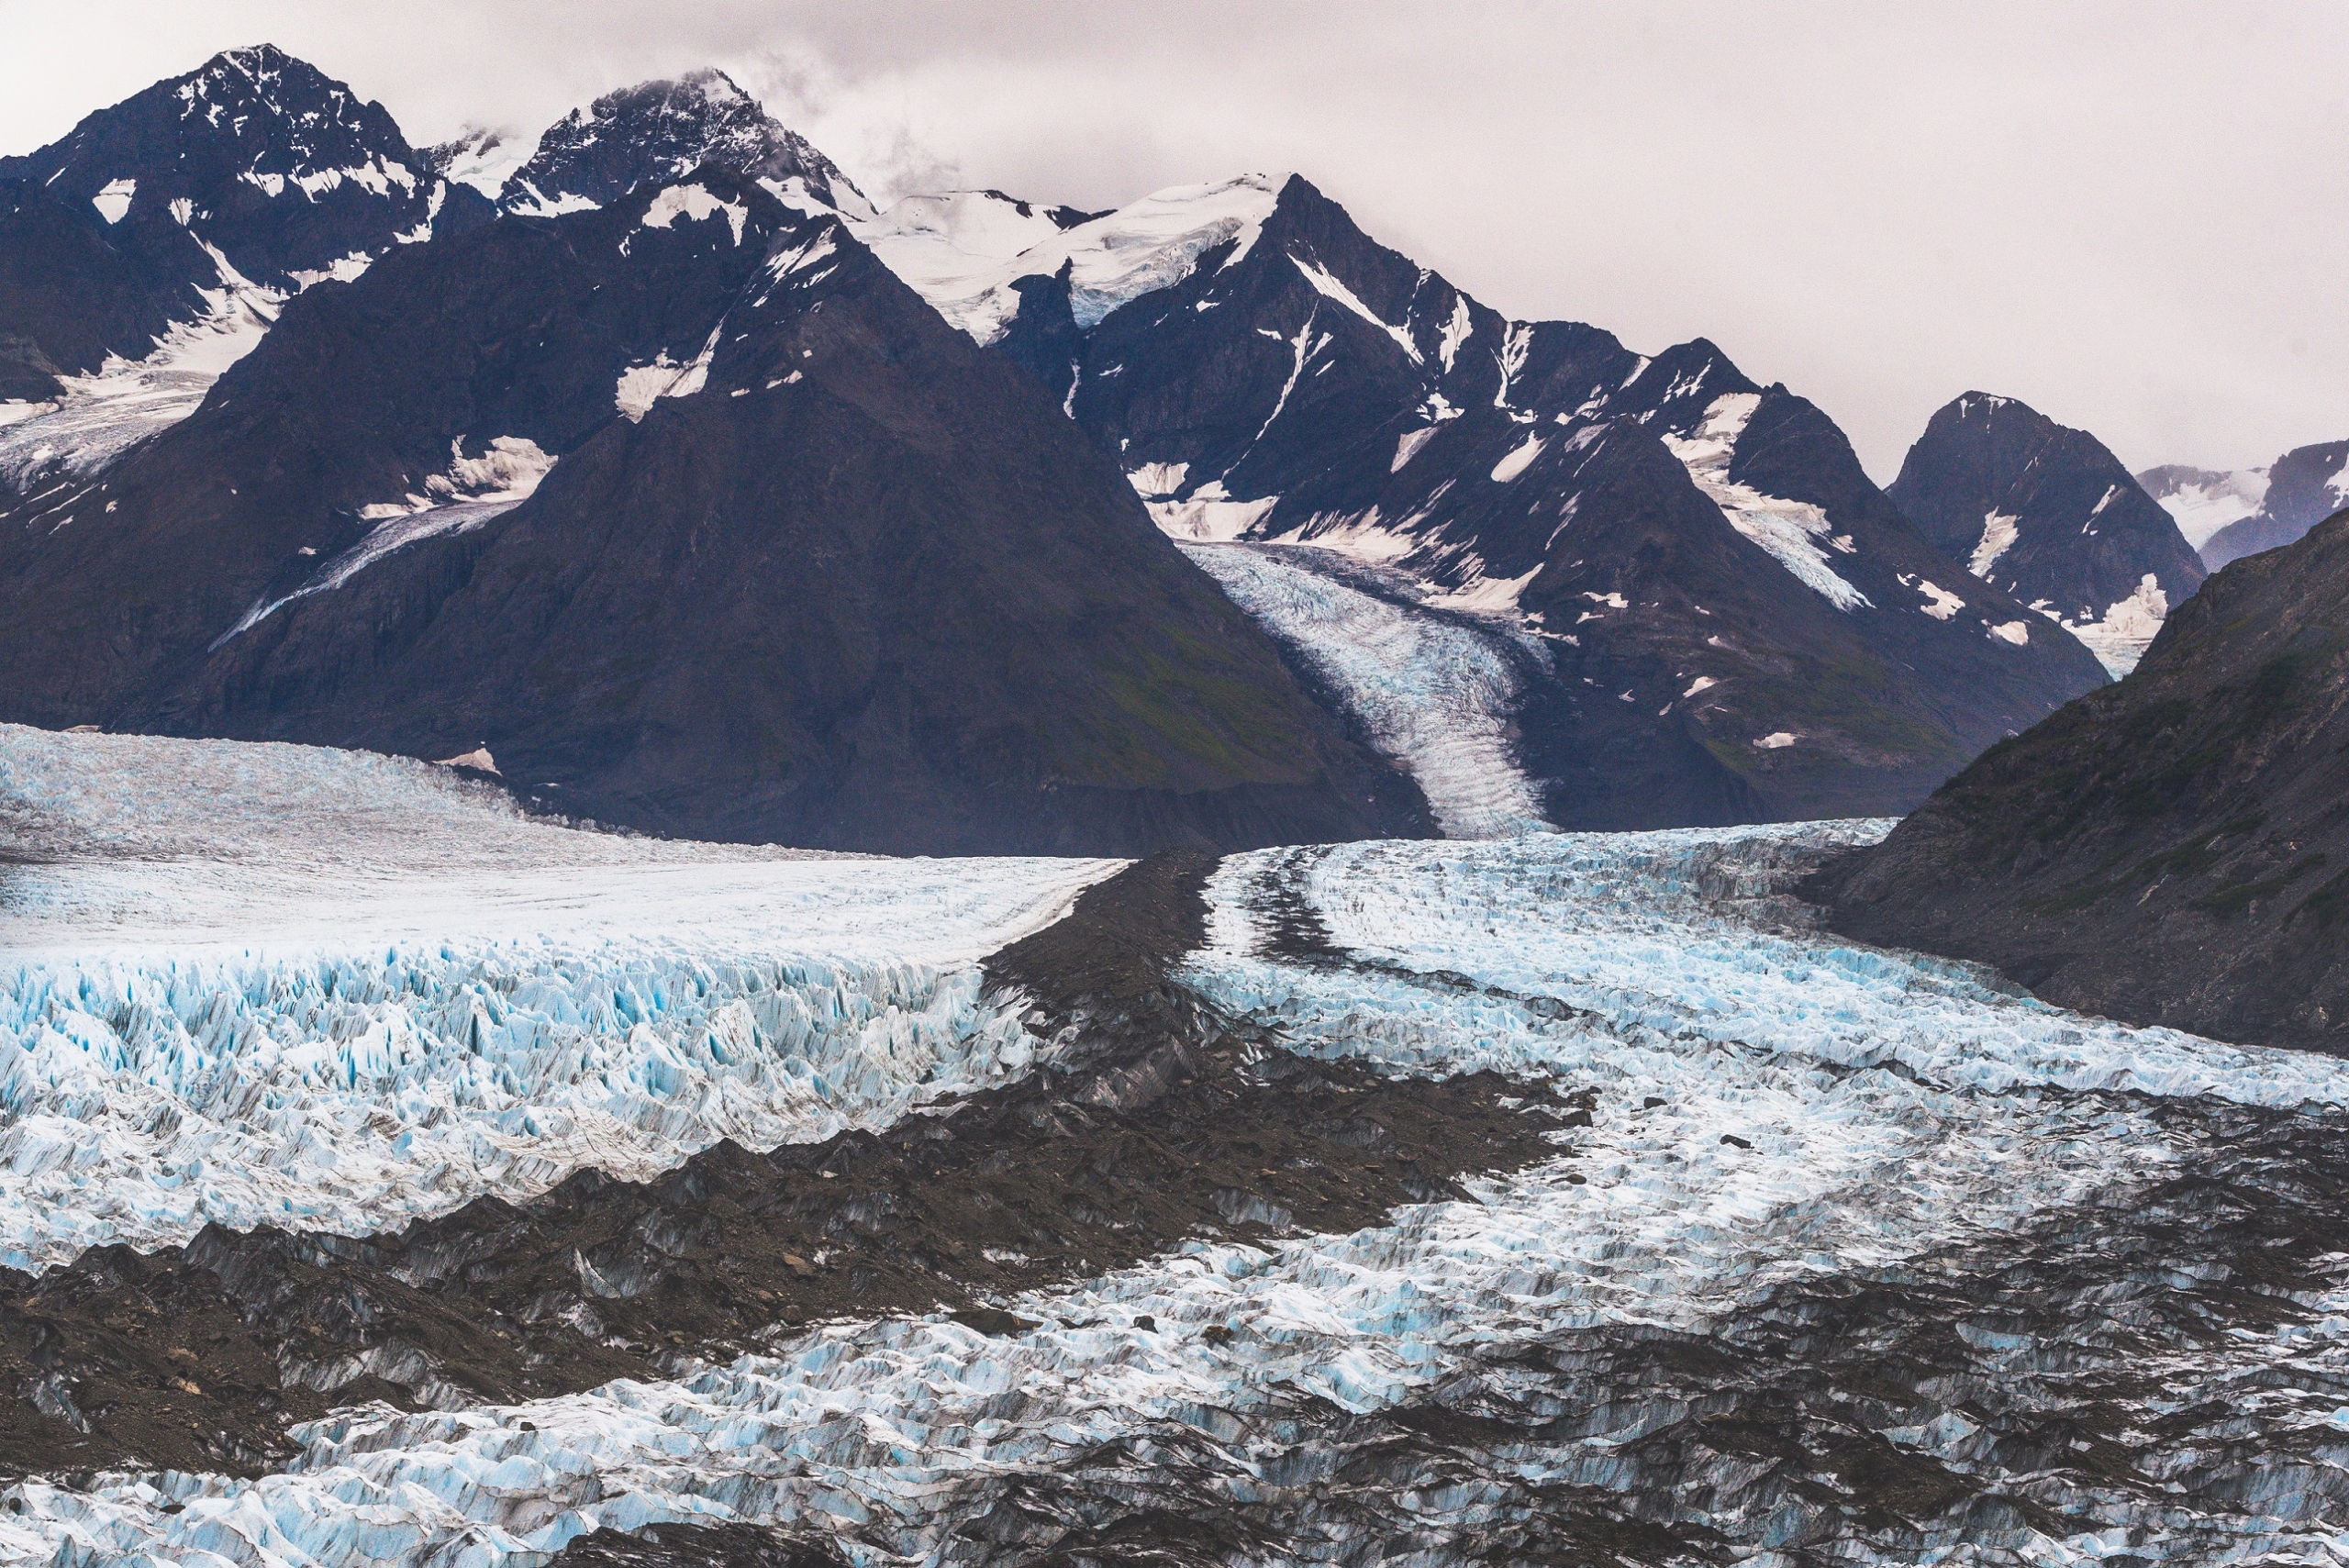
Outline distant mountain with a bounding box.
[495,70,871,219]
[418,122,534,198]
[1886,393,2204,675]
[855,173,2110,828]
[0,44,491,487]
[2136,462,2269,550]
[1811,502,2349,1052]
[2194,439,2349,570]
[0,170,1425,853]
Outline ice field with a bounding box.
[7,744,2349,1563]
[0,728,1112,1265]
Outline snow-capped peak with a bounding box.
[852,172,1289,345]
[496,69,872,222]
[420,122,537,198]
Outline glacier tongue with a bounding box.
[16,824,2349,1564]
[0,726,1118,1266]
[1179,542,1552,840]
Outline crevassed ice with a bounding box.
[1179,543,1552,839]
[0,936,1039,1270]
[0,727,1117,1264]
[14,824,2349,1564]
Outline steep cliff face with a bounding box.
[1812,506,2349,1052]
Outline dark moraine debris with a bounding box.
[0,852,1584,1481]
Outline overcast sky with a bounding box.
[3,0,2342,480]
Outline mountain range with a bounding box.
[2139,438,2349,572]
[846,173,2112,826]
[6,43,2302,852]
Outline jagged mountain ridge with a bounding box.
[0,43,489,322]
[0,44,495,493]
[863,172,2110,825]
[0,168,1427,852]
[495,69,870,220]
[1886,392,2205,675]
[1811,502,2349,1051]
[2194,439,2349,570]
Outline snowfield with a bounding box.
[0,728,1114,1266]
[7,765,2349,1563]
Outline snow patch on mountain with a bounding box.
[1179,544,1548,838]
[615,327,722,419]
[421,123,537,198]
[89,178,135,224]
[1488,430,1544,484]
[1288,251,1418,362]
[638,182,748,244]
[1664,394,1870,611]
[2136,462,2272,548]
[845,190,1077,328]
[212,439,557,644]
[1145,483,1280,542]
[356,436,556,520]
[2052,573,2169,677]
[858,174,1286,344]
[0,250,280,492]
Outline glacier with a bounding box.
[11,823,2349,1563]
[0,727,1115,1267]
[1178,543,1552,840]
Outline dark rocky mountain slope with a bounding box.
[0,45,494,496]
[0,171,1425,853]
[1811,505,2349,1052]
[0,44,490,381]
[2196,438,2349,570]
[0,178,206,399]
[496,69,870,218]
[1887,393,2204,675]
[863,173,2110,826]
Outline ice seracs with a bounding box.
[0,726,1114,1266]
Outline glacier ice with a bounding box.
[0,727,1116,1266]
[13,823,2349,1562]
[1178,543,1551,840]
